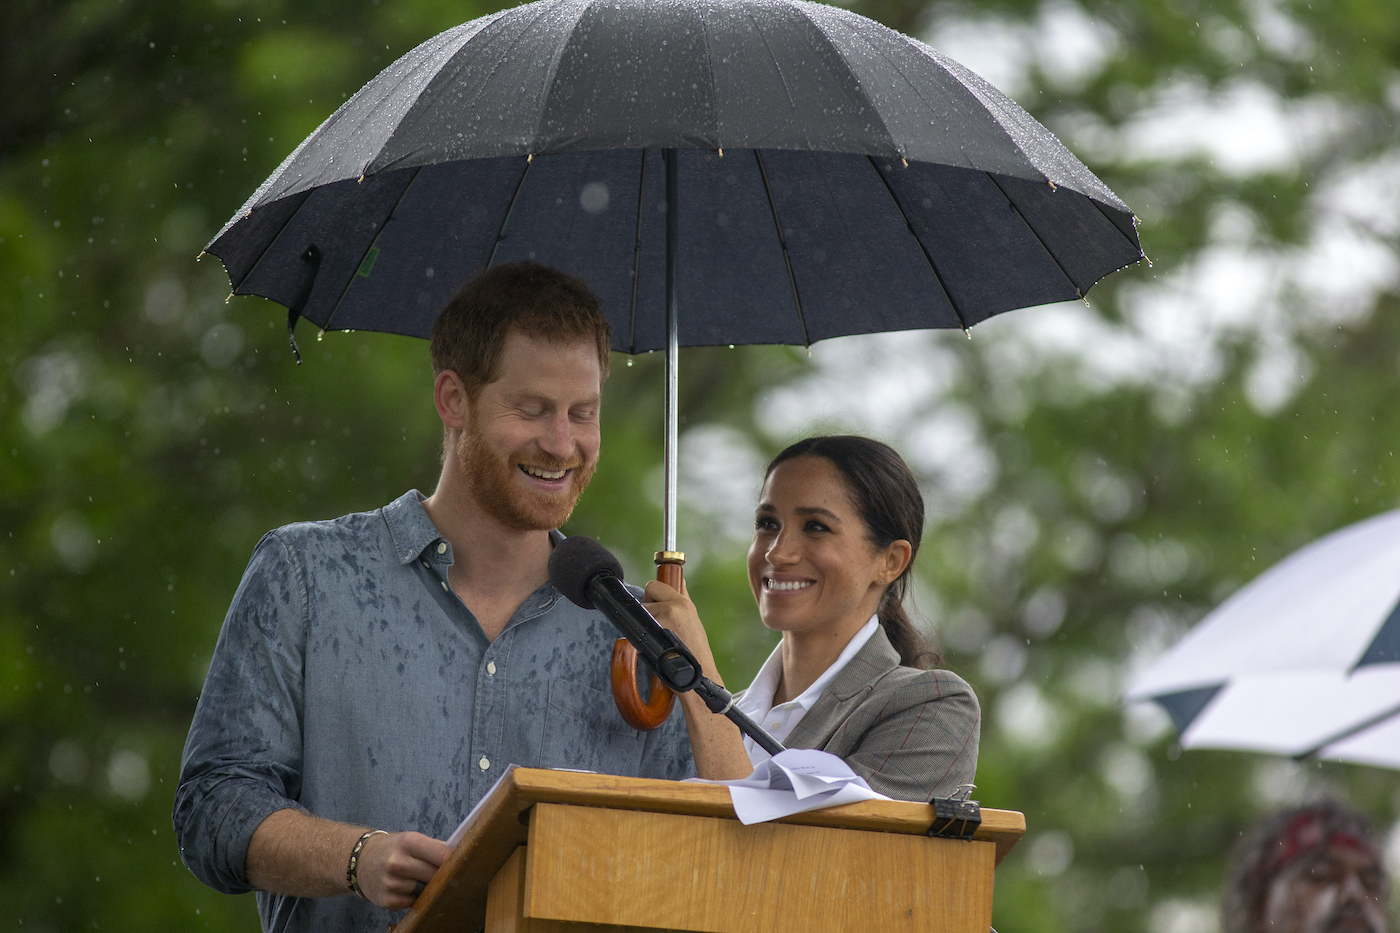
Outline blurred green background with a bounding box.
[3,0,1399,930]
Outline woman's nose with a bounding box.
[766,528,799,565]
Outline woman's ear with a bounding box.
[878,539,913,584]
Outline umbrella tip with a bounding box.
[195,250,206,261]
[963,327,972,340]
[527,153,533,163]
[225,291,234,304]
[1142,251,1154,268]
[357,174,365,184]
[901,157,908,168]
[1047,180,1058,191]
[718,147,723,157]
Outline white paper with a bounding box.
[445,764,518,848]
[687,748,889,825]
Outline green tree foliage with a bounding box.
[2,0,1398,930]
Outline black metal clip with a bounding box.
[927,795,981,840]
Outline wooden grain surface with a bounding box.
[523,802,996,933]
[394,768,1024,933]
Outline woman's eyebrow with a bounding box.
[793,506,842,522]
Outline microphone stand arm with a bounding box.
[588,574,786,758]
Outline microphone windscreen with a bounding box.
[548,535,625,610]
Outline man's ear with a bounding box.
[434,370,470,431]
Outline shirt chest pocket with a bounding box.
[539,678,647,776]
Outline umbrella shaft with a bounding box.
[664,149,679,553]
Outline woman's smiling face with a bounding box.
[747,455,906,638]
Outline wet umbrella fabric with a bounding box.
[206,0,1143,350]
[1125,508,1400,769]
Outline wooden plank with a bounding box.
[487,846,672,933]
[523,802,996,933]
[506,770,1025,864]
[395,768,1024,933]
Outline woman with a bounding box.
[643,435,980,802]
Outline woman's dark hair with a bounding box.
[765,435,939,669]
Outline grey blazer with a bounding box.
[774,626,980,802]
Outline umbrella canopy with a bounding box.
[206,0,1143,351]
[1125,509,1400,768]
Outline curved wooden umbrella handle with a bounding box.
[609,554,683,731]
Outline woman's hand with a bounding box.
[641,578,715,671]
[641,580,754,781]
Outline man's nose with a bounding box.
[538,413,576,459]
[1337,869,1370,905]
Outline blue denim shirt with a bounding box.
[173,491,693,933]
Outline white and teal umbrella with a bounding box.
[1125,509,1400,769]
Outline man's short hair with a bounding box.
[1222,799,1385,933]
[430,261,612,398]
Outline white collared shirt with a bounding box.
[736,615,880,765]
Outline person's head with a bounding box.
[750,435,936,668]
[429,262,612,531]
[1223,801,1388,933]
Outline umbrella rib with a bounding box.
[1296,698,1400,761]
[321,167,425,334]
[628,148,648,355]
[866,156,965,332]
[983,171,1085,298]
[226,190,313,293]
[485,156,535,270]
[753,149,809,347]
[1089,196,1147,255]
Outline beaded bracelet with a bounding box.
[346,829,388,899]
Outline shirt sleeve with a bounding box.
[171,530,311,894]
[836,670,981,802]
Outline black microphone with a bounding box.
[548,535,785,757]
[548,535,702,692]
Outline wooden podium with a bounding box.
[394,769,1024,933]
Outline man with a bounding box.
[1222,800,1389,933]
[173,262,693,933]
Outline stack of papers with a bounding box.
[689,748,890,825]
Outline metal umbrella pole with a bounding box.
[607,149,689,731]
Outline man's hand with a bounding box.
[354,831,453,910]
[246,809,451,907]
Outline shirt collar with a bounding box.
[382,490,569,568]
[383,490,450,565]
[739,615,881,715]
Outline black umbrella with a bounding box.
[206,0,1143,724]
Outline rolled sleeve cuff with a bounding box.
[174,776,307,895]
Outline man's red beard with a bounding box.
[456,421,596,532]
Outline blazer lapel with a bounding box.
[783,626,901,751]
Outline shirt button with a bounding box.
[437,542,447,555]
[486,661,497,676]
[770,722,780,729]
[478,757,490,770]
[421,559,429,568]
[441,581,449,592]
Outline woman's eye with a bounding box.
[755,517,778,531]
[805,521,829,533]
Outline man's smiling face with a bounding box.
[456,329,602,531]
